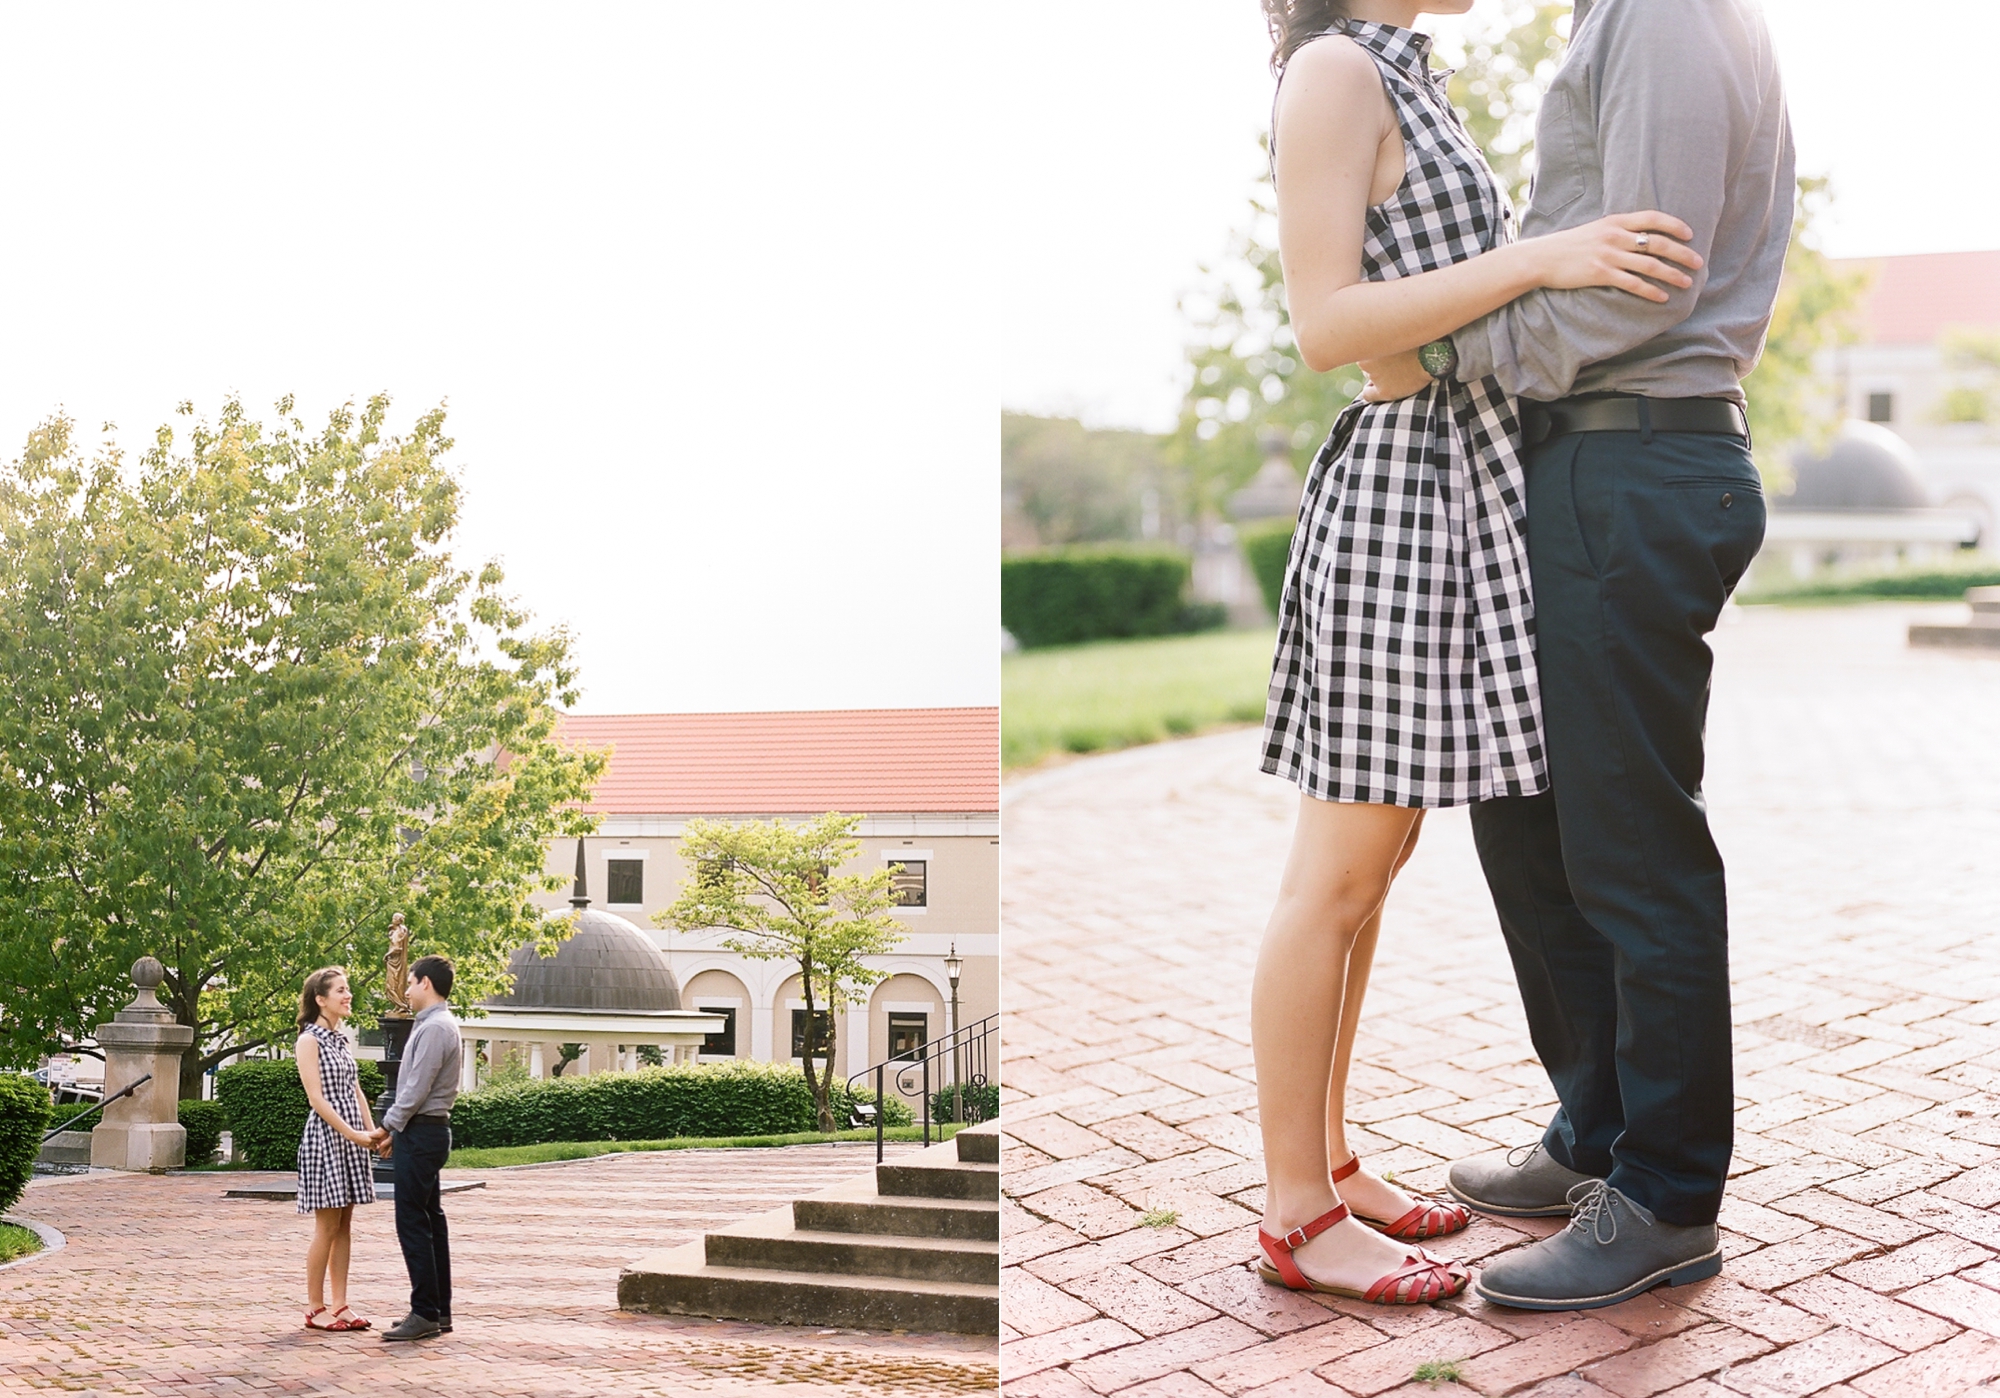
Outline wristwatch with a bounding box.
[1417,336,1459,380]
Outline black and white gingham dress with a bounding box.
[1261,21,1547,808]
[296,1023,377,1213]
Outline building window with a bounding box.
[606,858,644,905]
[791,1009,834,1060]
[888,860,927,908]
[698,1005,737,1057]
[889,1013,928,1061]
[1867,392,1895,424]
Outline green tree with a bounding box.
[1001,412,1174,548]
[0,397,604,1098]
[1934,329,2000,425]
[658,814,902,1132]
[1741,178,1869,478]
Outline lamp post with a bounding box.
[944,942,963,1127]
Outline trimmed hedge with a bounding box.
[0,1075,51,1214]
[178,1100,227,1166]
[216,1058,386,1171]
[451,1061,911,1150]
[1239,518,1296,621]
[929,1083,1000,1125]
[1002,546,1217,648]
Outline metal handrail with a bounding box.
[42,1073,151,1142]
[845,1014,996,1162]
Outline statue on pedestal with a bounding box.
[383,913,413,1018]
[374,913,417,1193]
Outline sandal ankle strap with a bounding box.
[1331,1154,1362,1184]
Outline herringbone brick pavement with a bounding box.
[1000,603,2000,1397]
[4,1142,997,1395]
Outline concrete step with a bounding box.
[1910,621,2000,649]
[704,1203,997,1285]
[619,1238,998,1333]
[955,1120,999,1164]
[877,1136,999,1202]
[792,1173,997,1241]
[36,1132,92,1168]
[1967,585,2000,611]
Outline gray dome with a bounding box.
[488,908,682,1012]
[1777,421,1929,511]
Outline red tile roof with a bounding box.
[555,709,999,815]
[1834,249,2000,345]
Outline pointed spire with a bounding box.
[570,837,590,910]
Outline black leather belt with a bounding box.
[409,1112,450,1126]
[1524,394,1748,446]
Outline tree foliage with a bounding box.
[1741,178,1870,478]
[0,397,604,1096]
[658,814,903,1133]
[1935,329,2000,426]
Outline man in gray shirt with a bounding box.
[373,954,462,1340]
[1401,0,1794,1310]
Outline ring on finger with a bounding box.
[1635,232,1651,252]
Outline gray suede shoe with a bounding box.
[1474,1181,1722,1311]
[1448,1144,1597,1217]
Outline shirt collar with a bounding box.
[414,1001,451,1024]
[1338,19,1440,84]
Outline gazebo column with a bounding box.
[529,1042,546,1079]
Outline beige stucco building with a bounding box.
[495,708,998,1087]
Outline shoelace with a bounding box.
[1505,1142,1542,1169]
[1565,1179,1657,1245]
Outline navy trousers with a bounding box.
[393,1119,453,1321]
[1470,425,1766,1225]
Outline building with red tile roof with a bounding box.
[477,708,998,1097]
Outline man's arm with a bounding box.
[383,1019,446,1133]
[1453,0,1741,400]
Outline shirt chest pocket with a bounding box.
[1529,85,1589,217]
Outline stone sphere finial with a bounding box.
[131,957,165,990]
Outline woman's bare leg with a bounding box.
[328,1205,353,1311]
[307,1209,341,1311]
[1325,815,1426,1224]
[1252,794,1427,1291]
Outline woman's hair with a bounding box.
[297,966,348,1030]
[1262,0,1350,73]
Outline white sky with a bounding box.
[0,5,995,716]
[1000,0,2000,433]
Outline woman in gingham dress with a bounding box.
[1248,0,1703,1305]
[294,965,383,1332]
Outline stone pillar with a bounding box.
[91,958,196,1172]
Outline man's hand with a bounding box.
[1358,349,1433,403]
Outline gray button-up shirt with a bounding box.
[1454,0,1796,403]
[384,1003,462,1132]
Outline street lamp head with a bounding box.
[944,941,962,992]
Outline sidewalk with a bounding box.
[3,1143,996,1396]
[1000,603,2000,1398]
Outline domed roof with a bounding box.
[1777,421,1929,511]
[489,908,683,1013]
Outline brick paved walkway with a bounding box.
[1000,603,2000,1398]
[4,1143,997,1396]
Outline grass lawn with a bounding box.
[1004,628,1275,770]
[445,1123,963,1170]
[1737,559,2000,606]
[0,1223,41,1265]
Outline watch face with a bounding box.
[1418,340,1453,377]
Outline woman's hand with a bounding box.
[1359,350,1433,403]
[1529,211,1703,302]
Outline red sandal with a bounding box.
[304,1306,338,1330]
[1334,1155,1472,1241]
[1254,1201,1469,1304]
[328,1305,371,1331]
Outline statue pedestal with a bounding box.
[372,1014,414,1195]
[91,959,195,1172]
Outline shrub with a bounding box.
[0,1075,51,1214]
[1239,518,1295,621]
[928,1082,1000,1125]
[452,1061,909,1150]
[178,1100,227,1166]
[216,1057,385,1171]
[1002,546,1209,648]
